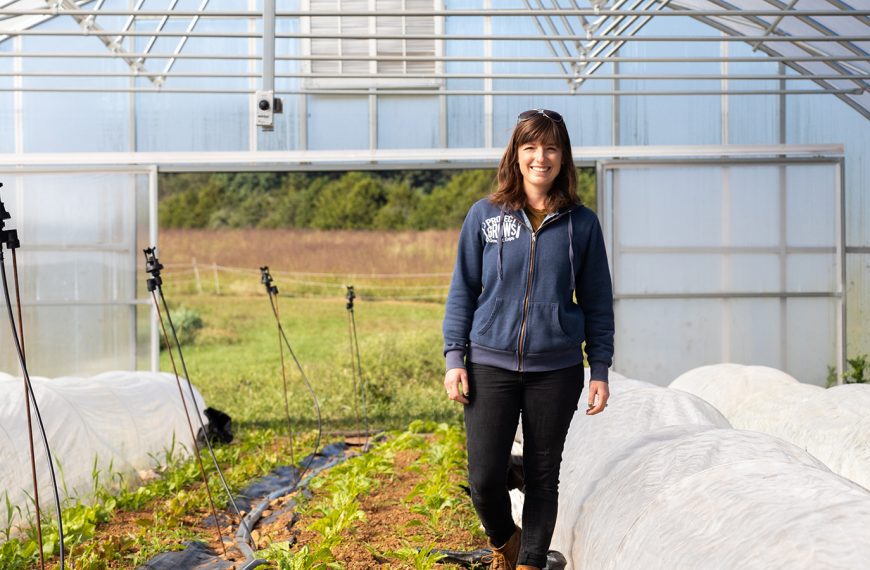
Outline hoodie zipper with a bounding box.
[516,210,568,372]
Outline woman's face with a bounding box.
[517,139,562,194]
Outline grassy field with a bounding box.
[159,229,459,275]
[0,230,471,568]
[160,291,459,433]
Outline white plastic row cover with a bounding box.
[670,363,870,490]
[0,371,208,534]
[511,370,870,569]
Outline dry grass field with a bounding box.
[158,229,460,275]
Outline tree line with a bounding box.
[159,169,596,230]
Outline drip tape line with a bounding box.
[234,451,360,569]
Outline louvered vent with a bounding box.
[305,0,441,89]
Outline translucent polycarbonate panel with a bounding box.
[615,297,833,386]
[846,254,869,359]
[14,173,136,246]
[785,298,839,386]
[616,253,781,295]
[786,254,838,293]
[787,95,868,248]
[616,299,724,385]
[614,168,723,248]
[727,166,780,247]
[307,96,369,150]
[487,6,612,149]
[786,165,837,248]
[0,41,13,154]
[617,16,721,146]
[20,15,133,153]
[724,298,782,371]
[724,47,781,146]
[378,96,440,149]
[0,171,151,376]
[0,305,136,377]
[136,92,250,153]
[445,0,484,148]
[606,159,842,387]
[21,251,133,303]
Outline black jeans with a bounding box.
[464,361,583,568]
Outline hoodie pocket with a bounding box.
[471,297,519,351]
[525,302,580,354]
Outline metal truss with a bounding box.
[0,1,867,115]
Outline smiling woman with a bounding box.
[442,109,614,570]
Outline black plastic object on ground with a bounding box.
[196,407,234,445]
[433,547,568,569]
[138,442,354,570]
[136,541,234,570]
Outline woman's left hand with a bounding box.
[586,380,610,415]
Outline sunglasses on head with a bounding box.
[517,109,564,123]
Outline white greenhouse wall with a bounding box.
[0,4,866,379]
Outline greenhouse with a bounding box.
[0,1,868,568]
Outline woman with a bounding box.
[443,109,614,570]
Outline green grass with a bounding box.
[159,289,459,432]
[0,290,464,568]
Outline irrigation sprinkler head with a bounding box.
[0,182,10,234]
[346,285,355,310]
[143,247,164,292]
[260,266,278,295]
[0,185,20,251]
[2,229,20,250]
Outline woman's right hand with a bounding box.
[444,368,470,405]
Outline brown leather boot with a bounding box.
[516,566,541,570]
[484,527,521,570]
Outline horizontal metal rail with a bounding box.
[0,87,861,95]
[3,30,868,41]
[618,246,837,254]
[614,291,841,300]
[1,9,868,17]
[1,52,865,63]
[2,71,867,81]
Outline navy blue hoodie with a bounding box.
[443,198,614,381]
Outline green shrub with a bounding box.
[161,306,204,349]
[826,354,869,387]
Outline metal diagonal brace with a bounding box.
[51,0,160,83]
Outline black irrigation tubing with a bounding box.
[150,291,228,556]
[345,286,371,449]
[11,246,45,570]
[144,248,257,552]
[234,451,355,569]
[268,292,323,485]
[274,295,297,466]
[0,183,61,569]
[260,268,323,489]
[0,250,64,569]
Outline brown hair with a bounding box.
[490,112,579,212]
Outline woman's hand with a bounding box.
[445,368,470,405]
[586,380,609,415]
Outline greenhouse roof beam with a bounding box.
[157,0,210,85]
[576,0,670,88]
[0,86,860,96]
[2,52,865,63]
[0,144,843,171]
[679,0,869,119]
[749,0,798,51]
[7,71,867,80]
[524,0,575,82]
[3,8,870,17]
[5,29,869,41]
